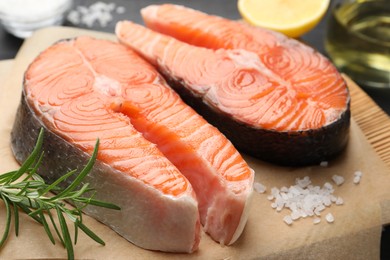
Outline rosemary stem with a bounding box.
[0,128,120,259]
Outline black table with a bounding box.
[1,0,389,258]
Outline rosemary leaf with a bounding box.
[5,193,23,203]
[40,169,77,197]
[52,139,99,200]
[0,171,17,183]
[28,152,44,175]
[26,190,40,199]
[76,220,105,246]
[47,209,65,246]
[61,183,91,202]
[16,202,42,224]
[16,181,30,195]
[39,210,55,245]
[8,128,44,184]
[32,172,44,183]
[0,194,11,247]
[56,206,74,259]
[61,206,78,223]
[22,152,44,182]
[12,202,19,237]
[74,221,79,245]
[84,198,121,210]
[28,206,45,218]
[15,180,44,190]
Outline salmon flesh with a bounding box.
[116,4,351,166]
[11,37,254,252]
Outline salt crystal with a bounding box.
[116,6,126,14]
[311,185,321,193]
[332,175,345,186]
[320,161,329,167]
[335,197,344,205]
[253,182,267,194]
[271,187,279,196]
[291,211,301,220]
[313,217,321,224]
[275,194,283,203]
[301,188,309,195]
[67,10,80,24]
[267,195,274,201]
[289,186,301,196]
[296,176,311,188]
[353,171,363,184]
[281,192,289,200]
[283,215,293,225]
[281,186,289,192]
[325,213,335,223]
[289,202,297,212]
[306,210,314,217]
[316,204,325,212]
[323,182,334,191]
[353,175,361,184]
[314,205,325,216]
[323,197,332,207]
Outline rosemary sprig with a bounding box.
[0,128,120,259]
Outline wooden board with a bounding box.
[348,76,390,166]
[0,27,390,259]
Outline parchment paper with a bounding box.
[0,27,389,260]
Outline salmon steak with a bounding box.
[116,4,350,166]
[11,37,254,252]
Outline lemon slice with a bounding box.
[238,0,330,38]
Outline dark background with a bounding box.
[1,0,389,257]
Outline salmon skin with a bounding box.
[118,4,351,166]
[11,36,254,250]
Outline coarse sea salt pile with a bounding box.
[253,170,363,226]
[67,1,126,28]
[267,176,342,225]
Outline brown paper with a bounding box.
[0,27,389,259]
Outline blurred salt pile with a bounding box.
[67,1,126,28]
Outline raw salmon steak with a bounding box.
[121,4,350,166]
[11,37,200,253]
[11,36,254,250]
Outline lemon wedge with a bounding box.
[238,0,330,38]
